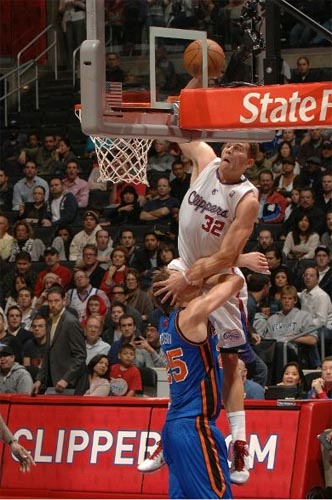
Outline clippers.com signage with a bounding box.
[0,397,329,498]
[180,82,332,130]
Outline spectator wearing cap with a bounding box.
[321,140,332,171]
[34,247,72,298]
[69,211,102,261]
[273,156,300,200]
[294,156,324,199]
[257,169,287,223]
[297,129,324,167]
[48,176,79,227]
[133,320,167,368]
[317,173,332,213]
[315,246,332,300]
[12,160,49,211]
[0,341,33,394]
[63,161,89,208]
[1,120,26,174]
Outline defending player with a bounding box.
[154,269,244,499]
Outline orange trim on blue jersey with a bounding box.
[200,342,219,419]
[196,416,226,498]
[175,310,208,346]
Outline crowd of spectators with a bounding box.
[0,118,331,399]
[0,0,331,399]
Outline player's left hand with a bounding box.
[10,442,36,473]
[240,252,270,274]
[154,271,188,304]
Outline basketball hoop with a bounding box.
[75,105,152,186]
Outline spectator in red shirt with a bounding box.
[109,343,142,396]
[309,356,332,399]
[34,247,72,297]
[258,169,287,223]
[100,246,129,297]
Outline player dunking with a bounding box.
[154,269,243,499]
[153,77,267,483]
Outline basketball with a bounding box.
[183,39,225,78]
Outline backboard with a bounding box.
[79,0,275,142]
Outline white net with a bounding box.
[75,107,152,186]
[92,135,152,186]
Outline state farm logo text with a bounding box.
[240,89,332,125]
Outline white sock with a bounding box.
[227,411,246,442]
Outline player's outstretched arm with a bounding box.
[236,252,270,274]
[179,273,244,343]
[185,192,258,282]
[156,192,258,303]
[177,76,216,173]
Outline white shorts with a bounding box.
[168,258,248,349]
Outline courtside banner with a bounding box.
[179,82,332,130]
[0,397,312,499]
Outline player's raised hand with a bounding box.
[153,272,188,305]
[237,252,270,274]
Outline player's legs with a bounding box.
[210,299,251,484]
[167,258,250,484]
[162,418,232,499]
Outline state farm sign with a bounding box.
[180,82,332,130]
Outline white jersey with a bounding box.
[176,158,258,349]
[178,158,258,265]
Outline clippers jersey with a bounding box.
[159,310,222,421]
[176,159,257,349]
[178,158,258,266]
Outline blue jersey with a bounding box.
[159,310,223,421]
